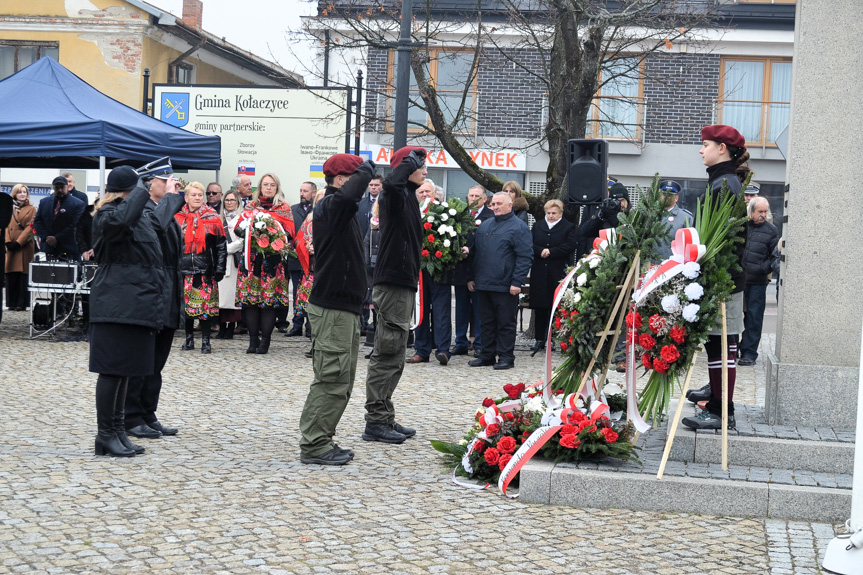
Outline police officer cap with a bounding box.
[744,183,760,195]
[52,176,68,186]
[106,166,140,192]
[659,180,681,195]
[137,156,173,180]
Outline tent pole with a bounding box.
[99,157,106,195]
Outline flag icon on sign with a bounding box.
[238,163,256,176]
[310,165,324,179]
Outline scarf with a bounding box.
[175,204,224,254]
[258,196,274,211]
[545,217,561,229]
[13,197,29,209]
[705,160,738,184]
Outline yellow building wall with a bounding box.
[4,0,262,112]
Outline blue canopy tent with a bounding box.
[0,58,220,170]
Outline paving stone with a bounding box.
[0,312,840,574]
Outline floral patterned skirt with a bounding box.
[294,273,314,315]
[235,262,291,308]
[183,274,220,319]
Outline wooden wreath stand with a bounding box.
[575,251,641,399]
[571,253,731,477]
[657,302,730,478]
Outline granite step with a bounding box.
[666,402,855,475]
[518,412,854,522]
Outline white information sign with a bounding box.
[153,85,349,203]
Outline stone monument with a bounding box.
[766,0,863,427]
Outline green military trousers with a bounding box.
[364,284,415,425]
[299,303,360,458]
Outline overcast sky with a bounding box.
[155,0,318,80]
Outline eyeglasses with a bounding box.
[261,183,277,188]
[224,198,238,203]
[206,191,220,196]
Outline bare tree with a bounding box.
[301,0,718,212]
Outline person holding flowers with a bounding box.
[234,173,295,355]
[176,181,227,355]
[298,153,376,465]
[683,124,749,430]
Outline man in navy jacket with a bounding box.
[468,192,533,370]
[33,176,85,259]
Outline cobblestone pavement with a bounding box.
[0,309,843,574]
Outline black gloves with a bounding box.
[404,149,427,172]
[214,272,225,283]
[355,159,377,178]
[263,254,282,275]
[5,241,20,252]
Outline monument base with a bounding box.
[765,344,858,428]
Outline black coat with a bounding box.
[742,219,779,285]
[309,166,373,315]
[147,194,185,329]
[90,186,167,330]
[529,219,577,309]
[373,161,422,290]
[0,192,12,289]
[450,202,494,286]
[178,223,227,279]
[357,193,377,242]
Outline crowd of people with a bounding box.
[0,123,779,458]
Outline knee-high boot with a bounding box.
[181,318,195,350]
[201,320,212,354]
[114,377,144,454]
[95,375,135,457]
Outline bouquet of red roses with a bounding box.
[431,382,637,487]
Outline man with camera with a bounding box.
[575,180,630,258]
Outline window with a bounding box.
[0,41,59,80]
[174,63,194,85]
[718,57,792,146]
[587,58,645,140]
[387,49,478,133]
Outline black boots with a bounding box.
[181,333,194,350]
[247,335,260,354]
[215,322,227,339]
[113,378,145,454]
[201,336,211,354]
[95,375,136,457]
[256,336,271,354]
[224,322,235,340]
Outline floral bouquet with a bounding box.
[431,382,637,490]
[420,197,476,282]
[236,211,292,257]
[631,186,746,425]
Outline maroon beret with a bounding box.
[701,124,746,149]
[323,153,364,177]
[390,146,427,169]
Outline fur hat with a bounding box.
[106,166,140,192]
[323,153,363,177]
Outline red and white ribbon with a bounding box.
[633,227,705,304]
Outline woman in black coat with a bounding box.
[89,166,178,457]
[528,199,576,353]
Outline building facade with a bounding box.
[309,0,794,232]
